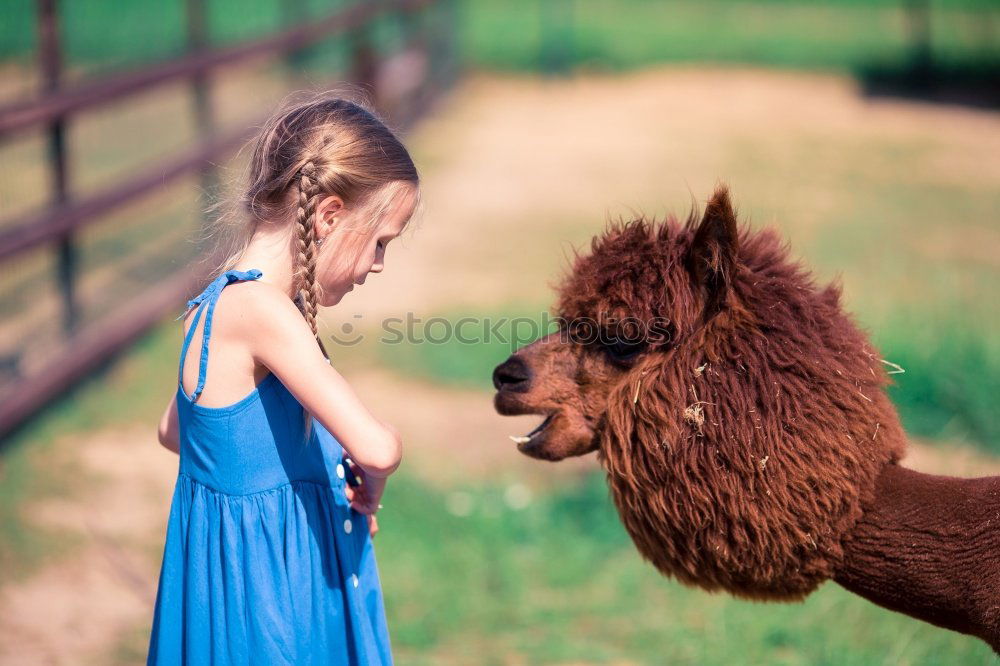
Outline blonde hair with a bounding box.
[205,91,419,440]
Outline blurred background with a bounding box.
[1,0,998,663]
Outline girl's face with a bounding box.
[314,185,417,307]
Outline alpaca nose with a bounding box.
[492,355,532,393]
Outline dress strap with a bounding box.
[176,268,263,402]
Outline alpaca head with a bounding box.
[493,185,906,599]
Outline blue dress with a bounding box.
[147,269,393,665]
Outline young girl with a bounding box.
[147,95,419,665]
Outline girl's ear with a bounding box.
[314,194,345,238]
[686,185,739,323]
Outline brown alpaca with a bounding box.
[493,186,1000,650]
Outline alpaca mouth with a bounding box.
[509,413,555,450]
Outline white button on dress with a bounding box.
[344,518,353,534]
[351,574,359,588]
[336,463,345,479]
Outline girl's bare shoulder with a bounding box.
[215,279,317,351]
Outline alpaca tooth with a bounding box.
[509,435,531,444]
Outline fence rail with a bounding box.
[0,0,458,440]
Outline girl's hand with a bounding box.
[343,459,386,537]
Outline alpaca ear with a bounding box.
[687,185,739,322]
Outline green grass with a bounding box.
[376,468,997,663]
[3,0,997,79]
[874,310,1000,452]
[462,0,999,74]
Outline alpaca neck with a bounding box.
[834,463,1000,650]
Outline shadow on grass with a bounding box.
[856,56,1000,110]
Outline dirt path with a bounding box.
[0,426,170,665]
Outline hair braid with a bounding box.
[294,162,330,444]
[295,161,330,361]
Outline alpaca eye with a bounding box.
[604,338,646,364]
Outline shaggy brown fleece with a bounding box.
[555,187,907,600]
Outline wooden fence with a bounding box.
[0,0,459,440]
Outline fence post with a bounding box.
[350,24,379,110]
[384,5,424,126]
[421,0,460,97]
[540,0,574,76]
[904,0,933,84]
[38,0,77,335]
[440,0,461,90]
[282,0,311,73]
[186,0,218,239]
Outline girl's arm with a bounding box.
[243,285,402,478]
[157,395,180,454]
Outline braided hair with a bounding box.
[293,161,330,361]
